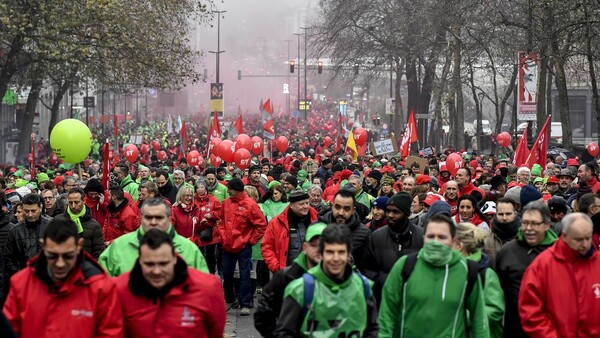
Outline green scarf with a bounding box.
[421,240,453,266]
[67,205,87,234]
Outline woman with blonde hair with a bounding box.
[170,184,203,239]
[453,222,505,338]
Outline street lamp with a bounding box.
[300,27,309,120]
[477,91,484,151]
[209,10,226,83]
[293,33,302,116]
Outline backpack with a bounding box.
[301,271,371,316]
[401,252,484,303]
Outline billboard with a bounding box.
[210,83,223,118]
[517,52,538,121]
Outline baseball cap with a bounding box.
[306,222,327,242]
[481,201,497,215]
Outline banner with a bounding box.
[385,98,395,115]
[210,83,224,117]
[206,112,222,157]
[517,52,539,121]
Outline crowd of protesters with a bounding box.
[0,104,599,337]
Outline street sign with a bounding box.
[299,99,312,111]
[339,99,347,116]
[283,84,289,94]
[83,96,95,108]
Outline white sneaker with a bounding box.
[240,307,251,316]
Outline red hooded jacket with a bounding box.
[193,193,222,246]
[115,258,225,338]
[85,195,109,227]
[171,203,203,239]
[218,192,267,253]
[4,251,124,338]
[103,198,140,243]
[261,206,318,272]
[519,237,600,338]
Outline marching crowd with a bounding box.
[0,122,599,337]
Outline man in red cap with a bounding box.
[415,175,432,192]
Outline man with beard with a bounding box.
[496,200,558,338]
[205,168,229,202]
[578,163,600,193]
[172,170,185,191]
[262,190,319,272]
[2,193,52,299]
[318,190,371,270]
[443,181,460,215]
[362,192,424,304]
[246,165,267,198]
[55,188,105,259]
[485,197,522,262]
[155,170,178,204]
[556,168,577,199]
[254,223,326,337]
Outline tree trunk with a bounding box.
[500,65,518,138]
[553,56,572,149]
[393,58,405,133]
[451,26,464,150]
[405,55,418,115]
[537,54,548,126]
[468,61,482,151]
[16,72,44,163]
[584,6,600,144]
[48,80,71,136]
[431,50,452,149]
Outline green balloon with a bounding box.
[50,119,92,163]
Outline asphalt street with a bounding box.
[225,307,261,338]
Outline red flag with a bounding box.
[262,98,275,139]
[263,99,273,115]
[526,115,551,169]
[400,108,418,157]
[206,112,222,156]
[234,112,244,134]
[101,142,110,191]
[180,120,188,159]
[513,123,530,167]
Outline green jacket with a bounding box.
[98,226,208,277]
[120,175,139,201]
[378,250,490,338]
[467,251,504,338]
[355,190,375,210]
[254,199,289,260]
[277,262,378,337]
[208,182,229,203]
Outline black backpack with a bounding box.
[401,252,484,302]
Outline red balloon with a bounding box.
[251,136,264,156]
[353,127,368,146]
[140,144,150,155]
[275,136,289,153]
[157,150,167,161]
[197,156,205,167]
[152,140,160,151]
[210,154,223,167]
[217,140,235,162]
[234,148,252,170]
[234,134,252,151]
[123,144,139,163]
[587,142,600,157]
[187,150,201,166]
[496,132,512,148]
[323,136,333,148]
[446,153,463,176]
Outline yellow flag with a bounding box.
[346,130,358,160]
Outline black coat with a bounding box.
[496,238,554,338]
[319,210,371,270]
[254,261,306,338]
[158,180,178,205]
[361,222,424,304]
[3,215,53,278]
[55,207,105,259]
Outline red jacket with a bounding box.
[519,237,600,338]
[85,195,109,227]
[218,192,267,253]
[459,182,485,198]
[171,203,204,239]
[3,252,124,338]
[103,199,140,243]
[194,193,222,246]
[261,206,318,272]
[115,259,226,338]
[587,177,600,193]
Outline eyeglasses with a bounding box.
[522,221,545,228]
[45,252,78,261]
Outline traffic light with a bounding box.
[354,64,359,75]
[290,60,295,73]
[317,61,323,74]
[238,70,241,80]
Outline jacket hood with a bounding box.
[517,227,559,246]
[292,252,309,271]
[107,198,130,213]
[129,255,189,300]
[551,236,596,261]
[468,250,492,270]
[32,250,105,293]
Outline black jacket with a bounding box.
[158,180,178,204]
[54,208,105,259]
[361,222,424,305]
[254,261,307,338]
[0,212,13,305]
[319,210,371,270]
[496,238,554,338]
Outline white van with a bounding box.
[516,121,562,143]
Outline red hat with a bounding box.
[469,159,479,168]
[275,158,284,165]
[53,175,64,186]
[340,169,353,181]
[547,176,560,184]
[423,194,441,206]
[440,165,449,173]
[507,181,519,189]
[416,175,432,185]
[566,158,579,167]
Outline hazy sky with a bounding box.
[190,0,320,116]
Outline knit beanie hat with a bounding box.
[297,170,308,181]
[504,186,522,206]
[548,195,568,214]
[373,196,389,211]
[387,192,412,216]
[531,164,543,176]
[285,176,298,188]
[84,178,104,195]
[520,184,543,209]
[248,165,261,174]
[367,170,383,182]
[227,178,245,192]
[289,190,309,203]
